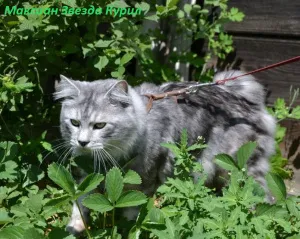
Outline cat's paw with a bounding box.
[66,217,86,235]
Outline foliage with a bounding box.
[139,131,300,239]
[0,0,299,238]
[267,88,300,179]
[2,131,300,238]
[0,0,245,236]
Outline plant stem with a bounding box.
[103,212,106,229]
[75,200,92,239]
[112,208,115,227]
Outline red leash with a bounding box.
[144,56,300,112]
[217,55,300,85]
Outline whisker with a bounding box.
[39,141,70,166]
[94,149,101,174]
[105,143,129,159]
[96,150,101,174]
[55,147,73,178]
[98,150,107,174]
[102,148,124,173]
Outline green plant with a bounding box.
[1,130,300,238]
[0,1,245,236]
[267,88,300,178]
[46,164,148,238]
[133,131,300,239]
[1,0,299,238]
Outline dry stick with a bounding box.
[143,56,300,112]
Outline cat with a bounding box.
[54,71,276,234]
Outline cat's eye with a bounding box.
[93,122,106,129]
[70,119,80,127]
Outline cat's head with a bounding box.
[54,75,141,163]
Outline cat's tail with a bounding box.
[213,70,266,106]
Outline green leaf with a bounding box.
[180,128,188,148]
[77,173,104,194]
[62,0,77,7]
[166,0,179,8]
[26,193,43,213]
[286,198,300,219]
[215,154,239,171]
[266,172,286,201]
[236,142,257,169]
[135,2,150,14]
[82,46,93,58]
[274,218,291,233]
[10,204,28,217]
[94,56,109,72]
[168,178,189,195]
[111,66,125,79]
[179,210,189,226]
[0,226,25,239]
[22,165,45,187]
[274,98,289,119]
[291,106,300,119]
[227,206,241,226]
[23,228,44,239]
[0,160,18,181]
[41,141,52,151]
[183,4,192,14]
[105,167,124,203]
[115,191,147,208]
[94,40,113,48]
[44,25,59,32]
[187,144,206,151]
[160,143,180,156]
[255,203,277,216]
[145,14,159,22]
[128,226,142,239]
[275,98,286,109]
[188,198,194,210]
[0,208,12,224]
[150,229,170,239]
[148,208,165,224]
[48,163,76,196]
[120,53,135,65]
[82,193,113,213]
[251,217,265,234]
[45,195,71,208]
[123,170,142,185]
[107,1,129,8]
[275,125,286,143]
[202,218,220,230]
[229,7,245,21]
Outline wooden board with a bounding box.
[281,119,300,195]
[230,36,300,105]
[226,0,300,36]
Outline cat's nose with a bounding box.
[78,140,89,147]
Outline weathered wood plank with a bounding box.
[226,0,300,36]
[230,36,300,105]
[281,119,300,195]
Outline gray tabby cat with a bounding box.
[54,71,276,234]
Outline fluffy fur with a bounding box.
[55,71,276,233]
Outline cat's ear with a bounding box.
[54,75,80,101]
[106,80,131,105]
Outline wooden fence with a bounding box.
[226,0,300,105]
[224,0,300,193]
